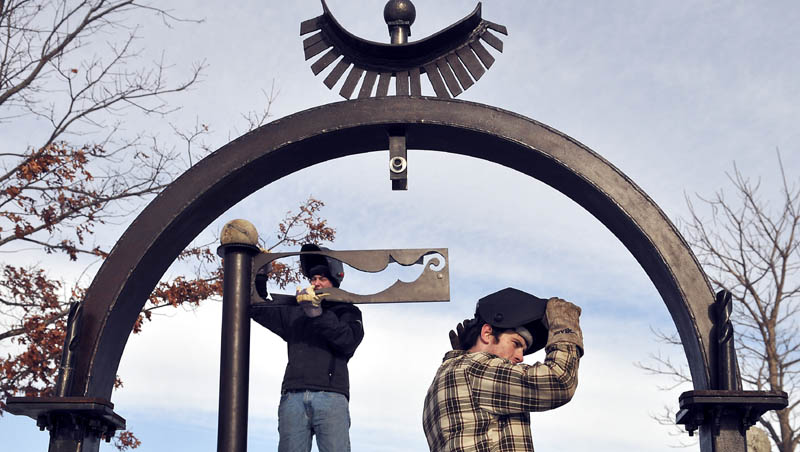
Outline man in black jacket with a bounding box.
[253,244,364,452]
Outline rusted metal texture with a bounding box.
[58,96,718,450]
[301,1,506,99]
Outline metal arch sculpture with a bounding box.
[7,2,788,450]
[58,97,714,396]
[9,95,787,452]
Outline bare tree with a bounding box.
[1,0,205,258]
[640,154,800,452]
[0,2,324,449]
[0,2,203,449]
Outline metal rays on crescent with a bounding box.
[300,1,507,99]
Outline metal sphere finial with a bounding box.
[384,0,416,44]
[384,0,416,25]
[299,1,508,99]
[220,219,258,246]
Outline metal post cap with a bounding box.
[384,0,416,25]
[220,219,258,246]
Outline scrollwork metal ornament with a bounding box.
[251,248,449,307]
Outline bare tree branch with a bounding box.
[647,153,800,451]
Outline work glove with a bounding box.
[543,297,584,356]
[296,286,328,318]
[448,319,471,350]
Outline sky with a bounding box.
[3,1,800,451]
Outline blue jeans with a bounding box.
[278,390,351,452]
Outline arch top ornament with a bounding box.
[300,0,507,99]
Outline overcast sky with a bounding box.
[4,1,800,451]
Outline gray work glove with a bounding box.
[543,297,584,356]
[296,286,327,318]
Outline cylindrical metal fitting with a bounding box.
[390,156,407,173]
[384,0,415,44]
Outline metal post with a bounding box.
[55,302,82,398]
[48,421,102,452]
[710,289,746,452]
[716,290,741,391]
[216,220,259,452]
[677,289,765,452]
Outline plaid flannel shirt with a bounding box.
[422,343,581,452]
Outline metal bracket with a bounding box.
[388,128,408,190]
[54,301,82,398]
[251,248,449,306]
[6,396,125,442]
[676,390,787,436]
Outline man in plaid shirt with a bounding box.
[423,288,583,452]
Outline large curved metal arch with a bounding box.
[70,96,716,402]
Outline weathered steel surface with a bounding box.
[54,96,718,450]
[396,70,409,95]
[715,290,741,391]
[55,301,82,397]
[676,389,788,451]
[301,1,506,99]
[216,244,258,452]
[6,396,124,450]
[377,72,391,95]
[358,71,379,98]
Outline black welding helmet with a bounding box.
[476,287,548,355]
[299,244,344,287]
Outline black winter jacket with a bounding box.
[252,301,364,399]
